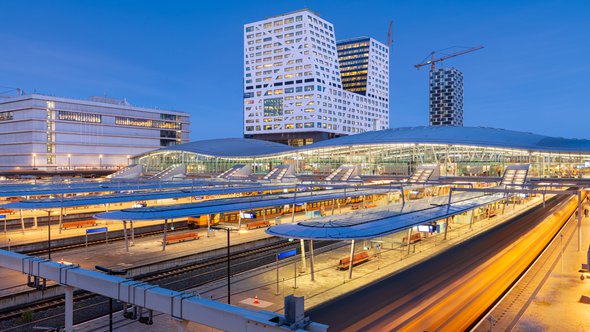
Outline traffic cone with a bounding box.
[253,295,259,305]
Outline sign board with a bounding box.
[0,215,5,219]
[240,212,256,219]
[277,249,297,260]
[417,225,434,233]
[86,227,108,235]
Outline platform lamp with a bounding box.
[95,265,126,332]
[210,225,238,305]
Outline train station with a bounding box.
[1,125,590,331]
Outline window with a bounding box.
[263,98,283,116]
[115,117,181,129]
[0,111,13,121]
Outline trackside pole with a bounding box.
[348,239,355,279]
[64,286,74,332]
[309,240,315,281]
[300,239,307,273]
[123,220,129,252]
[163,219,168,251]
[578,191,582,252]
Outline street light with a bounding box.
[211,225,237,304]
[67,154,71,170]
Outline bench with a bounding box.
[62,220,97,229]
[364,204,377,209]
[247,220,270,230]
[338,251,370,270]
[402,232,422,244]
[351,204,360,210]
[164,232,200,245]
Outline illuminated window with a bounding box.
[0,111,13,121]
[58,111,102,123]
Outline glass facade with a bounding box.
[58,110,102,123]
[337,38,370,95]
[135,143,590,178]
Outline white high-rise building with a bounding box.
[243,9,389,146]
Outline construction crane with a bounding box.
[414,45,484,70]
[387,20,394,47]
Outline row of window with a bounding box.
[58,111,102,123]
[115,117,181,130]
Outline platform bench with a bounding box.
[164,232,200,245]
[402,232,422,244]
[62,220,97,229]
[246,220,270,230]
[337,251,370,270]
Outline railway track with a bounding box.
[0,237,334,331]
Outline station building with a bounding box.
[133,126,590,178]
[0,94,190,171]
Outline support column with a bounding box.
[469,209,475,229]
[331,199,335,215]
[59,207,63,234]
[64,286,74,332]
[406,228,413,254]
[123,220,129,252]
[444,217,449,240]
[33,214,38,229]
[130,220,135,246]
[348,240,355,280]
[309,240,315,282]
[207,215,211,237]
[238,211,242,230]
[163,219,168,251]
[175,319,188,332]
[19,209,25,233]
[299,239,307,273]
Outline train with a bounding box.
[187,194,373,228]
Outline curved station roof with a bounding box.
[141,126,590,159]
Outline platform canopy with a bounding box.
[265,193,504,240]
[0,178,258,198]
[94,187,395,221]
[0,184,296,210]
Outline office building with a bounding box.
[0,94,190,170]
[243,9,389,146]
[429,67,464,126]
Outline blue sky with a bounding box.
[1,0,588,139]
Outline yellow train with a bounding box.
[187,195,371,228]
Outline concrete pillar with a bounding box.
[309,240,315,282]
[163,219,168,251]
[58,207,63,234]
[299,239,307,273]
[348,240,355,280]
[64,286,74,332]
[331,199,336,215]
[469,209,475,229]
[19,209,25,233]
[406,228,413,254]
[444,217,449,240]
[175,319,189,332]
[123,220,129,252]
[33,214,38,229]
[130,220,135,246]
[207,215,211,237]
